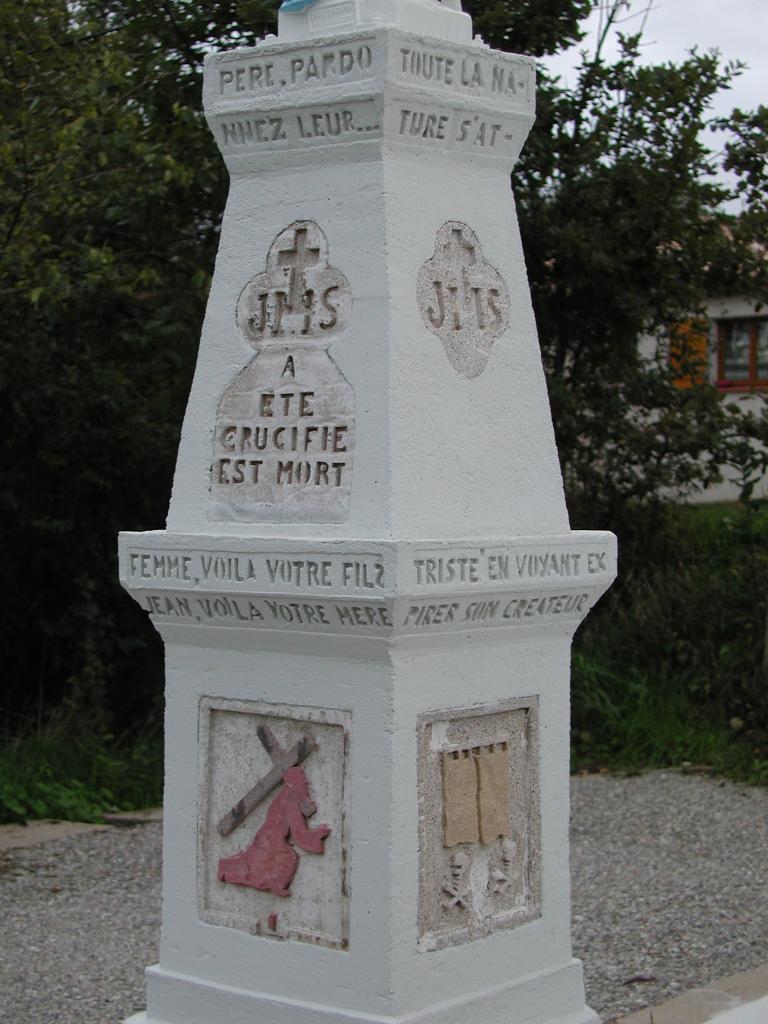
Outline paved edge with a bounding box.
[713,995,768,1024]
[616,963,768,1024]
[0,810,162,852]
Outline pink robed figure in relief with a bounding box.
[217,766,330,896]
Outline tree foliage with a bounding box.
[512,15,768,523]
[1,0,767,734]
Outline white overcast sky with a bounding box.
[542,0,767,119]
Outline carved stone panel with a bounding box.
[417,699,540,951]
[199,698,350,949]
[417,221,510,379]
[210,221,355,522]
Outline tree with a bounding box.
[0,0,269,733]
[1,0,766,735]
[507,5,768,524]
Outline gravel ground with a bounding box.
[572,771,768,1021]
[0,824,162,1024]
[1,770,766,1024]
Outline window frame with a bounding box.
[716,317,768,392]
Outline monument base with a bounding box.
[125,959,599,1024]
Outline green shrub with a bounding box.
[573,502,768,781]
[0,717,163,824]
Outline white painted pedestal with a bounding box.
[119,2,616,1022]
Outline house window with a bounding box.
[717,319,768,390]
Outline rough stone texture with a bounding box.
[417,699,541,952]
[416,221,510,379]
[1,771,767,1024]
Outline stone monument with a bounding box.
[118,1,617,1022]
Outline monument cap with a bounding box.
[277,0,473,44]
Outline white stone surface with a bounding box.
[277,0,472,45]
[119,2,616,1022]
[713,995,768,1023]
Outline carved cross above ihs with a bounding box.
[278,227,321,312]
[444,226,477,268]
[236,220,350,343]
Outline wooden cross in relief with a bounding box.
[217,725,317,837]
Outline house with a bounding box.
[644,297,767,503]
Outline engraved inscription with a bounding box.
[218,45,374,96]
[417,222,510,378]
[121,542,612,593]
[211,221,355,523]
[396,105,518,152]
[455,113,511,149]
[125,549,386,591]
[398,108,451,141]
[237,221,350,343]
[418,701,540,951]
[398,47,533,103]
[412,546,611,587]
[217,101,380,150]
[137,589,590,633]
[199,699,350,948]
[287,45,373,84]
[140,592,394,632]
[402,592,591,628]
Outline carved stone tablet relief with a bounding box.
[417,221,510,379]
[199,698,350,949]
[417,699,540,951]
[210,221,355,522]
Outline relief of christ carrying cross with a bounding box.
[217,724,331,897]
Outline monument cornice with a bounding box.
[203,27,535,170]
[119,529,615,638]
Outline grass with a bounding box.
[571,500,768,784]
[571,653,768,784]
[0,718,163,824]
